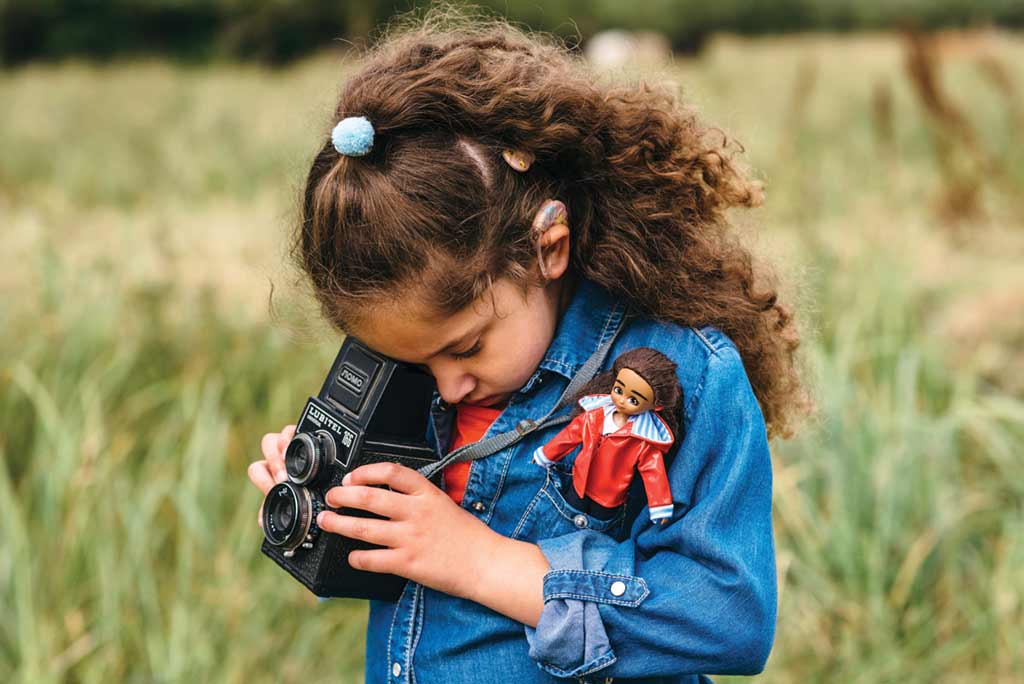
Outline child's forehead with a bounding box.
[347,278,527,361]
[350,297,485,361]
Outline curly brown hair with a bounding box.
[294,7,807,437]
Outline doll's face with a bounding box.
[611,368,655,416]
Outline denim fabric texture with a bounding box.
[357,278,777,684]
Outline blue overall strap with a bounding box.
[416,304,626,481]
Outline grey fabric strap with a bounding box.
[416,305,626,481]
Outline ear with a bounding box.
[532,200,571,281]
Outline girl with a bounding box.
[248,10,805,684]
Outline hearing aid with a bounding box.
[531,200,568,281]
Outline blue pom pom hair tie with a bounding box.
[332,116,375,157]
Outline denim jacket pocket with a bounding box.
[511,463,626,542]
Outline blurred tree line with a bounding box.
[2,0,1022,65]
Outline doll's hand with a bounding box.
[531,447,553,467]
[247,424,297,529]
[317,462,500,599]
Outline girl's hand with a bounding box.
[317,462,499,600]
[247,424,297,528]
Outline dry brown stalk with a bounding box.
[903,30,1000,226]
[872,79,894,151]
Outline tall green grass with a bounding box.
[1,272,368,683]
[1,32,1022,683]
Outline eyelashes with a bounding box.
[451,339,482,360]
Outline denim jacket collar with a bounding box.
[518,278,626,395]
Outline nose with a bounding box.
[429,360,477,405]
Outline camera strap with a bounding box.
[416,304,627,481]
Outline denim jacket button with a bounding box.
[471,501,486,513]
[392,661,401,677]
[573,514,589,529]
[610,580,626,597]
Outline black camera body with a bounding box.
[260,336,440,601]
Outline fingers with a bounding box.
[342,462,430,495]
[317,511,400,549]
[261,430,290,483]
[346,548,401,574]
[277,425,297,453]
[325,484,403,519]
[254,425,298,531]
[248,460,277,495]
[261,431,281,460]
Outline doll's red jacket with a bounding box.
[531,394,675,521]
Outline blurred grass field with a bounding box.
[1,30,1023,684]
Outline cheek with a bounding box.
[482,330,549,390]
[481,349,535,391]
[481,290,558,391]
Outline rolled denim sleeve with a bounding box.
[524,347,777,679]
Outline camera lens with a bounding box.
[284,431,336,486]
[273,495,294,529]
[262,481,320,555]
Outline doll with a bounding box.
[532,347,682,525]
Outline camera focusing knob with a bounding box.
[279,494,324,558]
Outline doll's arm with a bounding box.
[532,411,586,466]
[636,443,674,522]
[522,347,775,680]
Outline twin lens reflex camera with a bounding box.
[260,337,440,600]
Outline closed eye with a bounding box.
[451,339,482,360]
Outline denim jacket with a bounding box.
[361,278,777,684]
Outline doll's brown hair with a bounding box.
[574,347,684,438]
[294,6,806,437]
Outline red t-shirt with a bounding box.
[444,404,502,505]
